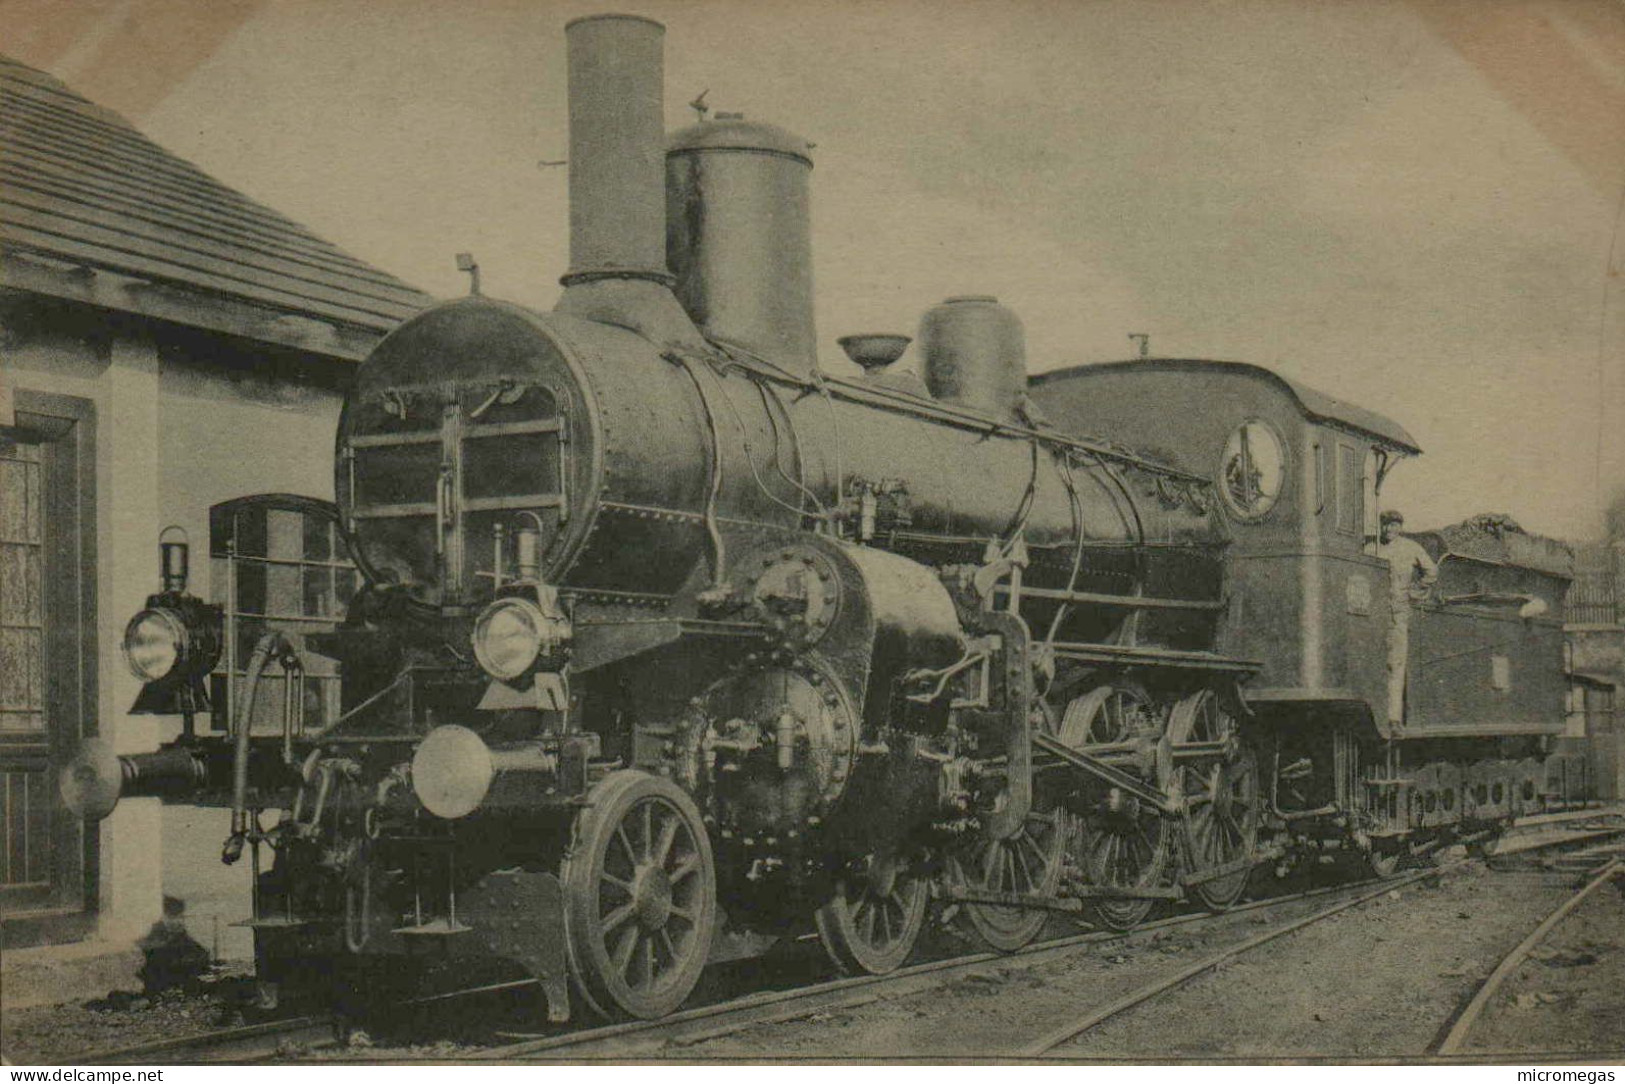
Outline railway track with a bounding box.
[475,871,1434,1060]
[1021,863,1455,1057]
[60,810,1623,1065]
[1433,855,1625,1056]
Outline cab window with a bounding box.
[1335,442,1363,535]
[1219,420,1287,520]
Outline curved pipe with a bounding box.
[230,631,297,841]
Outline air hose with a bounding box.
[223,630,296,864]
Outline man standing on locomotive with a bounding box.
[1377,509,1438,724]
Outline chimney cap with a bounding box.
[564,13,664,32]
[669,117,813,164]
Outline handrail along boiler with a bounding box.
[64,14,1583,1022]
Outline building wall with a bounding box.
[154,357,342,959]
[1570,626,1625,800]
[3,311,350,956]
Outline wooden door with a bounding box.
[1,390,97,943]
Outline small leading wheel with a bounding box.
[563,770,717,1020]
[815,850,928,975]
[1171,689,1261,912]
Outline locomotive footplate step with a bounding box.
[943,889,1085,913]
[1181,846,1283,888]
[1061,883,1186,901]
[391,918,474,936]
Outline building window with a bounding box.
[0,440,44,737]
[209,497,359,734]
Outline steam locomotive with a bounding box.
[64,14,1584,1023]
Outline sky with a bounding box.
[6,0,1624,541]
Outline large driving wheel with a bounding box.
[563,770,716,1020]
[944,700,1072,952]
[1061,683,1174,931]
[1076,809,1170,931]
[815,850,928,975]
[1171,689,1260,911]
[946,806,1071,952]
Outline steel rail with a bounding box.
[1020,863,1455,1058]
[1433,856,1623,1057]
[60,810,1616,1065]
[476,871,1434,1060]
[66,1012,335,1066]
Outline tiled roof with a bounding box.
[0,55,432,334]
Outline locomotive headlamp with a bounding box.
[123,607,187,681]
[122,526,224,716]
[473,598,546,679]
[472,595,569,681]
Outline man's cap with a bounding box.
[1380,510,1405,525]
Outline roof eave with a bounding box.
[3,247,392,361]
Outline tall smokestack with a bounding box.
[562,15,670,285]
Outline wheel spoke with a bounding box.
[654,815,680,868]
[668,903,697,925]
[1020,831,1048,871]
[640,935,656,988]
[659,926,679,963]
[1013,840,1035,891]
[668,854,700,885]
[611,926,638,977]
[601,901,636,933]
[615,826,639,867]
[641,802,654,860]
[980,841,1000,885]
[601,871,635,896]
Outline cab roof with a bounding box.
[1032,358,1421,455]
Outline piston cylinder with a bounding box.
[919,296,1028,422]
[667,117,818,373]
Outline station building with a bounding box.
[0,55,429,995]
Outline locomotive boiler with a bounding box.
[68,12,1579,1027]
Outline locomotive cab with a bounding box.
[1030,358,1418,730]
[1030,359,1577,864]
